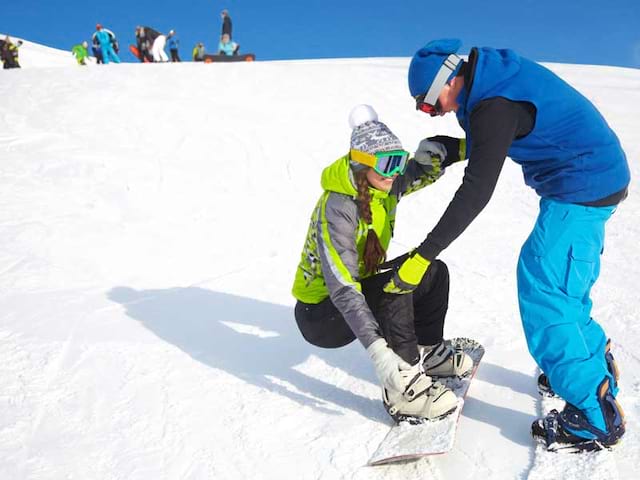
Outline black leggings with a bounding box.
[294,260,450,364]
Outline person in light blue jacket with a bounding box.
[93,24,120,64]
[218,33,239,56]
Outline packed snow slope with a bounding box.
[1,45,639,480]
[0,34,83,68]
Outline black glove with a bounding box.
[426,135,466,168]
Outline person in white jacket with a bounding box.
[151,32,168,62]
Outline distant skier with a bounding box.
[192,42,205,62]
[71,41,90,65]
[1,36,22,69]
[150,31,168,62]
[167,30,180,62]
[220,9,232,40]
[91,36,103,64]
[218,34,239,56]
[92,24,120,64]
[134,26,155,63]
[292,104,474,423]
[400,38,629,451]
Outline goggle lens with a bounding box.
[417,102,438,115]
[415,93,442,117]
[374,151,409,177]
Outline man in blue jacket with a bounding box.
[384,39,629,452]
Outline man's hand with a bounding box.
[383,251,431,294]
[423,135,467,168]
[414,138,447,171]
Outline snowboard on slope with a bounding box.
[368,338,484,466]
[203,53,256,63]
[528,371,620,479]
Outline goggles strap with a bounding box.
[423,54,462,106]
[349,149,377,168]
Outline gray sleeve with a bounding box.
[317,193,382,348]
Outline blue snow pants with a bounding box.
[100,44,120,64]
[517,198,616,432]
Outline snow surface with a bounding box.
[0,34,87,68]
[0,43,639,480]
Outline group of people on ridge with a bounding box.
[70,24,119,66]
[134,26,174,63]
[292,38,629,453]
[70,9,240,66]
[193,9,241,61]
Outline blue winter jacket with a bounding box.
[218,41,237,56]
[168,36,179,50]
[456,48,630,203]
[94,30,112,47]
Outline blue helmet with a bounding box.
[408,39,464,101]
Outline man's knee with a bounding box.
[416,259,449,295]
[431,259,449,284]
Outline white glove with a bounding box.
[414,138,447,167]
[367,338,412,392]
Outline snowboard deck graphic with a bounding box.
[203,53,256,63]
[368,338,484,466]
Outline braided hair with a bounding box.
[354,169,386,275]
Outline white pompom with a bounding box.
[348,104,378,129]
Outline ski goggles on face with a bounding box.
[415,95,443,116]
[350,149,410,177]
[414,53,463,116]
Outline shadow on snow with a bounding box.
[107,285,388,423]
[107,285,539,444]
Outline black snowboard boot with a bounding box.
[531,378,625,452]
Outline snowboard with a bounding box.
[368,338,485,466]
[129,45,151,63]
[203,53,256,63]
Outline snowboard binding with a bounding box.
[532,378,625,453]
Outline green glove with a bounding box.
[383,251,431,294]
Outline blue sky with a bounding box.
[2,0,639,67]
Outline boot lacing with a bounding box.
[402,348,446,402]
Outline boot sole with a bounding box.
[532,432,618,453]
[389,404,458,425]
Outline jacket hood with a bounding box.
[320,155,358,196]
[321,154,391,200]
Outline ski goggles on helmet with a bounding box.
[414,53,462,117]
[350,149,410,177]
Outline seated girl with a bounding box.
[291,105,472,422]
